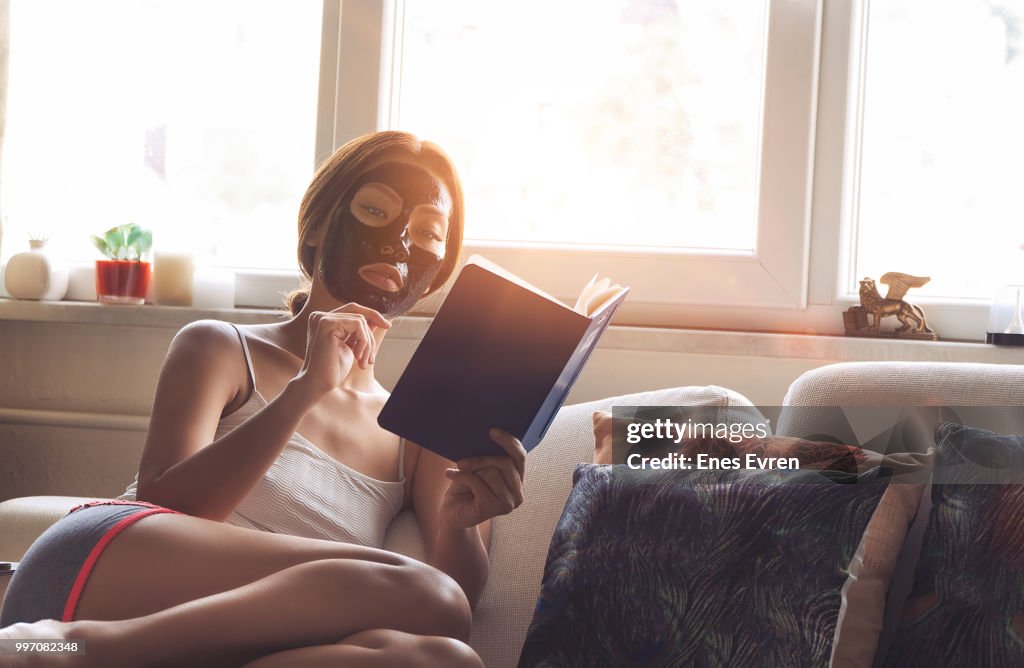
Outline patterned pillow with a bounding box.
[884,423,1024,668]
[590,410,933,667]
[519,464,890,668]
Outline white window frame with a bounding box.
[810,0,996,342]
[232,0,1002,342]
[243,0,823,323]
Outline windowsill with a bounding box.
[0,297,283,328]
[0,264,1001,341]
[2,297,1023,364]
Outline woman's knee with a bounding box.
[388,560,472,641]
[296,558,471,641]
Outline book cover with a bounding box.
[378,258,628,461]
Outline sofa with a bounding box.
[2,361,1024,666]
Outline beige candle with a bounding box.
[153,250,195,306]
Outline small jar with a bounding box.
[4,239,69,301]
[987,284,1024,346]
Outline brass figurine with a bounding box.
[843,272,937,340]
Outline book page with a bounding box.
[572,274,600,313]
[574,276,627,316]
[582,284,628,316]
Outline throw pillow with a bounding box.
[831,477,928,668]
[884,423,1024,668]
[591,410,931,667]
[519,463,891,667]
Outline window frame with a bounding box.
[396,0,823,315]
[231,0,999,342]
[808,0,996,341]
[266,0,824,318]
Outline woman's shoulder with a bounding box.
[159,320,251,411]
[171,319,243,355]
[165,320,252,384]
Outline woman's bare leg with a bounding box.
[75,513,426,621]
[0,558,472,668]
[239,630,482,668]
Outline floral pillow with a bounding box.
[519,464,891,668]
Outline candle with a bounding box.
[153,251,195,306]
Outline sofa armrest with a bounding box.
[0,496,105,563]
[777,361,1024,450]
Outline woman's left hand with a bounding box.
[440,428,526,529]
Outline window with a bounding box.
[2,0,321,271]
[850,0,1024,301]
[3,0,1014,341]
[331,0,823,321]
[395,1,766,252]
[805,0,1024,341]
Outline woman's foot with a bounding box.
[0,619,79,667]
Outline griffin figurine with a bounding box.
[843,272,937,340]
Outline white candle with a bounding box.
[153,251,195,306]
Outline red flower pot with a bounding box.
[95,260,152,305]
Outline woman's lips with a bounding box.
[358,263,404,292]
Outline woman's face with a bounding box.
[317,160,452,316]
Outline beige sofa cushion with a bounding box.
[783,361,1024,409]
[469,385,758,668]
[779,362,1024,454]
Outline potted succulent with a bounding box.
[90,223,153,305]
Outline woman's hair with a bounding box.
[285,131,466,315]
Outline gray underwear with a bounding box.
[0,500,178,625]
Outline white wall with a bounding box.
[1,305,1020,502]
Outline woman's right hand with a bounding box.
[294,304,392,398]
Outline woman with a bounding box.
[0,131,526,667]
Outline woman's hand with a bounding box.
[440,428,527,529]
[293,304,391,399]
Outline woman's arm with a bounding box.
[412,449,490,605]
[135,320,321,520]
[412,430,526,607]
[138,307,387,520]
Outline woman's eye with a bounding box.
[416,229,443,242]
[361,205,387,218]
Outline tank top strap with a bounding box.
[397,437,407,482]
[228,322,258,391]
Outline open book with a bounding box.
[377,255,629,461]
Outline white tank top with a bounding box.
[120,323,406,548]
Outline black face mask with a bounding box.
[318,162,448,316]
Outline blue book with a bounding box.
[378,256,628,461]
